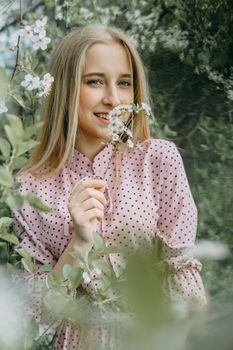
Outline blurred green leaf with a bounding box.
[6,114,24,140]
[26,193,52,213]
[68,267,83,290]
[16,139,39,157]
[5,192,24,210]
[15,248,32,260]
[0,233,19,245]
[11,156,27,170]
[41,264,53,272]
[93,231,105,250]
[91,259,112,276]
[0,67,9,101]
[63,263,72,279]
[22,257,35,273]
[4,125,17,148]
[0,217,13,228]
[24,122,43,140]
[10,92,26,108]
[0,166,14,187]
[0,137,11,158]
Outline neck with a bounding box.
[75,135,107,162]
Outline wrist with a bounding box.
[70,235,93,252]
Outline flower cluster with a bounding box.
[21,73,54,97]
[22,17,51,51]
[82,267,102,284]
[107,103,152,148]
[0,101,8,115]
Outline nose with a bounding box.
[102,84,121,107]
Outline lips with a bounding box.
[94,113,110,120]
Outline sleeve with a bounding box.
[12,178,57,323]
[155,141,207,307]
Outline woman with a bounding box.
[13,24,206,349]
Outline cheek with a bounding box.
[121,89,134,104]
[80,87,103,107]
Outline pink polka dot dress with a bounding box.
[12,138,206,349]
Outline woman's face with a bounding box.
[77,41,134,146]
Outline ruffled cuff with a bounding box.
[155,231,207,306]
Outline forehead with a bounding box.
[83,41,132,74]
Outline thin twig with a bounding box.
[0,0,44,33]
[10,35,20,81]
[19,0,23,23]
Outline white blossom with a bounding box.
[37,73,54,97]
[23,25,34,38]
[192,240,230,260]
[34,17,48,35]
[32,35,51,51]
[127,139,134,148]
[21,74,40,91]
[0,101,8,114]
[92,267,102,276]
[82,271,91,284]
[106,103,152,149]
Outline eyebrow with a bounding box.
[82,72,132,78]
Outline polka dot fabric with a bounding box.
[12,138,206,349]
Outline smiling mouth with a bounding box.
[94,113,110,120]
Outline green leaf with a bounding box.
[69,251,87,270]
[91,259,112,276]
[15,139,39,157]
[0,137,11,158]
[62,263,72,279]
[0,165,14,187]
[68,267,83,290]
[93,232,105,250]
[24,122,43,140]
[6,192,24,210]
[15,248,32,260]
[6,114,24,140]
[10,92,26,108]
[0,216,13,228]
[11,156,27,170]
[0,233,19,245]
[41,264,53,272]
[47,271,62,288]
[4,125,17,148]
[21,257,35,273]
[0,67,9,101]
[26,193,52,213]
[102,246,123,255]
[6,113,24,140]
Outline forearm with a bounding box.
[53,236,92,279]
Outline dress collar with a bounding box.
[73,142,115,179]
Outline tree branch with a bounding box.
[0,0,45,33]
[10,35,20,81]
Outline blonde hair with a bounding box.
[24,24,151,182]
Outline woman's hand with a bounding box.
[68,179,108,249]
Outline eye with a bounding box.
[86,79,103,86]
[118,81,131,87]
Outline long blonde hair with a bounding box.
[25,24,151,178]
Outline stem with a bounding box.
[10,35,21,81]
[19,0,23,23]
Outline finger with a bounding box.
[81,197,105,212]
[81,208,104,223]
[78,188,108,206]
[79,179,106,192]
[70,179,106,199]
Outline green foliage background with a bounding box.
[0,0,232,324]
